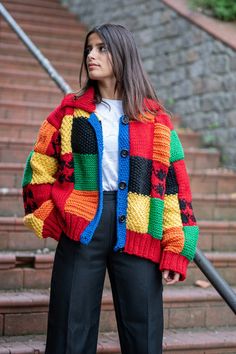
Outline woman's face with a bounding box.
[85,32,114,82]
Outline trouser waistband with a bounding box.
[103,191,117,201]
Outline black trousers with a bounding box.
[45,192,163,354]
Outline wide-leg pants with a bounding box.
[45,192,163,354]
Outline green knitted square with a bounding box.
[73,153,98,191]
[181,225,199,261]
[22,151,34,187]
[148,198,164,239]
[170,130,184,163]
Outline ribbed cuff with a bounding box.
[159,251,189,281]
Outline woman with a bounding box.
[22,24,199,354]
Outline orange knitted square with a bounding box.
[65,190,98,221]
[153,123,171,166]
[162,226,184,253]
[34,200,54,221]
[138,111,155,122]
[34,120,57,154]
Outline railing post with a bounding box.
[194,248,236,315]
[0,2,72,94]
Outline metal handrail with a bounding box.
[0,2,72,94]
[194,249,236,314]
[1,2,236,315]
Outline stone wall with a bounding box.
[61,0,236,169]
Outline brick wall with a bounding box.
[61,0,236,169]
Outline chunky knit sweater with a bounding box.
[22,87,199,280]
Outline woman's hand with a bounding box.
[162,270,180,285]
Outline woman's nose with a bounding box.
[88,48,96,59]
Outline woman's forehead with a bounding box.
[87,32,104,45]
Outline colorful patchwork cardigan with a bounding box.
[22,86,199,280]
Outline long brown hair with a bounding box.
[76,23,165,121]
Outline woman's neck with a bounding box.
[98,80,122,100]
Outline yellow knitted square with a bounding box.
[65,190,98,221]
[60,115,73,154]
[31,152,58,184]
[34,200,54,221]
[24,213,43,238]
[163,194,182,230]
[153,123,171,166]
[127,192,150,233]
[34,120,57,154]
[73,108,90,119]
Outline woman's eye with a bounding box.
[100,46,108,52]
[85,47,91,55]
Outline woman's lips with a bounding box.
[88,64,99,70]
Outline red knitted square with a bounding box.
[173,160,192,200]
[57,153,74,184]
[151,161,168,199]
[23,184,52,215]
[129,121,154,159]
[155,111,173,129]
[47,105,66,130]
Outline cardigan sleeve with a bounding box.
[159,126,199,281]
[22,105,63,241]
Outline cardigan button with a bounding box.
[121,115,129,124]
[119,215,126,223]
[119,181,127,190]
[120,149,129,158]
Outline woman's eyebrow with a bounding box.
[86,42,105,48]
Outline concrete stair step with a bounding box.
[1,217,236,252]
[0,54,81,76]
[0,216,57,252]
[176,129,201,148]
[188,168,236,194]
[0,250,235,289]
[0,286,235,335]
[0,17,86,40]
[198,220,236,252]
[2,0,67,10]
[0,42,83,64]
[0,69,78,91]
[1,1,77,18]
[0,84,62,106]
[1,30,84,50]
[0,333,119,353]
[0,119,42,140]
[184,147,220,169]
[0,9,82,29]
[193,193,236,221]
[186,251,236,286]
[1,328,236,354]
[0,100,60,121]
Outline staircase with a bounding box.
[0,0,236,353]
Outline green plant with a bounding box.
[202,133,216,147]
[165,97,175,106]
[207,121,220,129]
[189,0,236,21]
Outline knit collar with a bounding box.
[61,86,161,114]
[61,86,96,113]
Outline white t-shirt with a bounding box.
[95,98,124,191]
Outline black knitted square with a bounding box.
[72,117,97,154]
[129,156,152,196]
[165,164,178,195]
